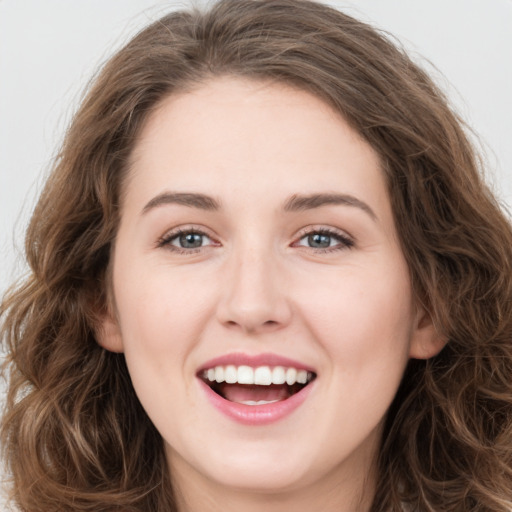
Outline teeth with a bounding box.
[237,365,254,384]
[225,365,237,384]
[254,366,272,385]
[215,366,224,383]
[272,366,286,385]
[203,364,314,386]
[285,367,297,386]
[297,370,308,384]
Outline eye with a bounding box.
[294,228,354,251]
[158,228,218,252]
[173,232,209,249]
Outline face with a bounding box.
[100,77,439,502]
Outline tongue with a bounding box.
[220,384,291,404]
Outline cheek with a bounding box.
[111,270,213,427]
[296,261,414,368]
[112,260,221,372]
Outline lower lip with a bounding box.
[198,379,314,426]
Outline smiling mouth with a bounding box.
[200,365,316,405]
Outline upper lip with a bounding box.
[197,352,316,373]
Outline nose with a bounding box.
[216,245,292,335]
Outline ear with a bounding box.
[409,306,446,360]
[95,309,125,353]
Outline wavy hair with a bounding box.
[2,1,511,510]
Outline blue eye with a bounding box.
[159,229,216,251]
[304,233,334,249]
[173,232,208,249]
[296,230,354,250]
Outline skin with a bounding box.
[98,77,442,512]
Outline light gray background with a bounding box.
[0,0,511,504]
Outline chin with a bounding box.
[168,438,315,494]
[206,459,310,493]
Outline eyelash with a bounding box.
[293,227,354,253]
[157,227,218,254]
[157,226,355,254]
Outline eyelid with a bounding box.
[157,224,221,251]
[156,224,354,254]
[292,225,355,251]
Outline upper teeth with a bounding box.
[202,365,313,386]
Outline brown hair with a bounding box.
[2,1,511,510]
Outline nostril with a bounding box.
[216,280,293,333]
[222,317,282,334]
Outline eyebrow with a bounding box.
[284,193,377,221]
[142,190,377,221]
[142,192,221,214]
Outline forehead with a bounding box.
[130,77,358,164]
[123,77,391,224]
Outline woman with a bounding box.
[2,0,511,510]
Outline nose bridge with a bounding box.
[217,236,291,333]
